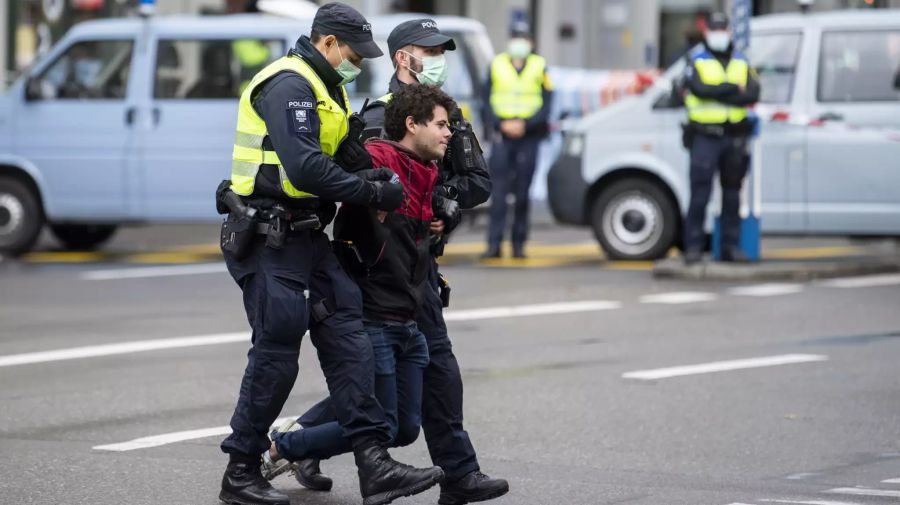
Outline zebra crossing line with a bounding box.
[724,475,900,504]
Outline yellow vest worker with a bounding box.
[680,12,760,265]
[483,20,553,260]
[216,4,439,505]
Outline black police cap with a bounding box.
[387,18,456,59]
[312,2,383,59]
[708,12,730,30]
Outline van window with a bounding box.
[818,30,900,103]
[33,40,133,100]
[752,32,802,104]
[154,39,284,99]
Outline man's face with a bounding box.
[411,105,452,161]
[399,44,445,73]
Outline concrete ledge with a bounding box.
[653,255,900,281]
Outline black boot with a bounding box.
[439,471,510,505]
[511,244,526,259]
[683,249,703,265]
[220,461,290,505]
[721,247,751,263]
[354,444,445,505]
[481,245,501,259]
[292,458,333,491]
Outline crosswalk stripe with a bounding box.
[639,291,718,304]
[819,274,900,289]
[728,283,804,297]
[882,478,900,483]
[623,354,828,381]
[759,499,863,505]
[826,487,900,498]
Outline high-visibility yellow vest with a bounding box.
[685,51,750,124]
[489,53,546,119]
[230,55,351,199]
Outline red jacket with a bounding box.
[334,139,438,321]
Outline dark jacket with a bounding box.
[334,139,438,321]
[246,36,374,212]
[360,74,491,210]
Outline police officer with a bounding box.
[681,12,760,264]
[483,20,553,259]
[217,4,443,505]
[286,19,508,505]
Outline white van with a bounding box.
[548,10,900,260]
[0,13,493,255]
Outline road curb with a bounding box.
[652,255,900,281]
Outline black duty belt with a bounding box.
[255,216,320,235]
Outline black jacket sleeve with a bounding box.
[720,67,760,106]
[524,74,553,135]
[686,60,740,99]
[482,71,501,133]
[253,72,374,206]
[438,162,491,210]
[359,100,387,141]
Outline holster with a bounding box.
[438,273,451,308]
[220,213,257,261]
[680,122,695,149]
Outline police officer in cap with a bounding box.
[217,3,443,505]
[483,19,553,259]
[681,12,760,264]
[283,18,508,505]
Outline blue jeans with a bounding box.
[273,320,430,461]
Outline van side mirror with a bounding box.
[24,77,43,101]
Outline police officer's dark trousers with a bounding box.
[221,229,390,460]
[487,136,540,250]
[683,132,750,254]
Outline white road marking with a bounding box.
[759,499,863,505]
[0,332,249,368]
[882,478,900,484]
[826,487,900,498]
[443,300,621,321]
[622,354,829,381]
[93,415,297,452]
[819,274,900,289]
[728,283,804,297]
[639,291,718,304]
[0,300,622,368]
[81,263,227,281]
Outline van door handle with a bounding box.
[152,107,161,125]
[125,106,137,126]
[818,111,843,122]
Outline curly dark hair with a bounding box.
[383,85,457,142]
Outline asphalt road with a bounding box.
[2,224,900,505]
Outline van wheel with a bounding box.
[50,224,118,251]
[591,178,678,260]
[0,177,43,256]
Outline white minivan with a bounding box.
[0,13,493,255]
[548,10,900,260]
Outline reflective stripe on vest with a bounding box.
[685,54,749,124]
[230,55,351,198]
[489,53,545,119]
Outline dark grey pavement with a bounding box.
[2,224,900,505]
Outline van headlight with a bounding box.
[564,133,585,157]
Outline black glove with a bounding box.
[370,179,405,211]
[432,194,461,234]
[356,167,397,182]
[334,113,372,173]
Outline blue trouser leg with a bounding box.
[221,235,312,459]
[511,138,540,249]
[487,140,513,249]
[415,260,480,481]
[720,137,749,252]
[684,133,725,253]
[392,323,428,448]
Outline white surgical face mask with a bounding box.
[507,38,532,59]
[706,31,731,52]
[403,51,448,87]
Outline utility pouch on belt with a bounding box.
[310,297,336,323]
[264,217,286,250]
[438,273,451,308]
[680,123,694,149]
[221,214,257,261]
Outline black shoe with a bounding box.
[292,458,333,492]
[439,471,510,505]
[481,246,501,260]
[354,445,445,505]
[683,249,703,265]
[511,245,526,259]
[721,247,751,263]
[220,461,289,505]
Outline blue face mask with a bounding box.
[330,43,361,86]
